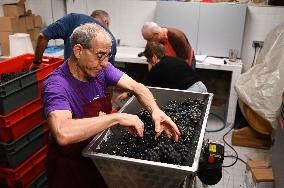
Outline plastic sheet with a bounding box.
[235,21,284,128]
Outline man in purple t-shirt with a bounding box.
[42,23,180,188]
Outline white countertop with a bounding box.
[114,46,243,126]
[115,46,146,64]
[115,46,243,69]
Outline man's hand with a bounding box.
[29,61,42,71]
[117,113,145,137]
[151,109,180,142]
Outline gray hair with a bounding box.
[70,23,111,49]
[141,22,161,35]
[90,10,109,20]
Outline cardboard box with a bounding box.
[33,15,43,28]
[31,39,37,50]
[3,0,25,17]
[25,16,34,30]
[0,17,20,32]
[18,17,27,33]
[0,43,10,56]
[245,160,274,188]
[27,28,40,41]
[0,32,13,44]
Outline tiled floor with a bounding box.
[194,114,271,188]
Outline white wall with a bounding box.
[26,0,65,45]
[66,1,284,72]
[2,0,284,71]
[66,0,157,47]
[241,5,284,71]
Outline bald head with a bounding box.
[141,22,162,42]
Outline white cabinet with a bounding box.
[155,2,200,52]
[155,2,247,58]
[198,3,247,58]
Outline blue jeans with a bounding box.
[187,81,207,93]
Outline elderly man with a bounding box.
[142,21,196,70]
[30,10,115,70]
[43,23,180,188]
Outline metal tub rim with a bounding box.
[83,87,213,173]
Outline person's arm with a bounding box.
[30,14,75,70]
[117,74,180,141]
[29,33,49,70]
[47,110,144,146]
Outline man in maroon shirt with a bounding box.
[142,21,196,70]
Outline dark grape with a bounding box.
[0,70,29,85]
[96,98,205,166]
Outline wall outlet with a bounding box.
[252,41,264,48]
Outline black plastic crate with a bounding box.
[27,171,48,188]
[0,72,39,115]
[0,121,47,168]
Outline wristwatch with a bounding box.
[33,60,41,65]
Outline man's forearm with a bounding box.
[132,83,160,114]
[117,74,160,114]
[34,33,49,62]
[48,111,121,146]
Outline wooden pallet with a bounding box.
[232,126,271,149]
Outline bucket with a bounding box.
[9,33,34,57]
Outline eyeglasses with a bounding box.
[95,51,112,62]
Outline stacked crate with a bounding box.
[0,54,63,187]
[0,0,43,56]
[280,92,284,128]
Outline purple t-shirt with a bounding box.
[42,60,123,118]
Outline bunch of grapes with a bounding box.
[97,98,205,166]
[0,70,29,85]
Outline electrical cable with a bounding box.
[222,125,238,167]
[251,46,257,68]
[205,113,226,132]
[251,46,263,68]
[221,125,247,168]
[224,155,248,166]
[204,113,247,167]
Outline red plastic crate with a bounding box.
[0,146,47,188]
[0,54,63,116]
[0,107,44,143]
[0,121,49,168]
[0,53,63,77]
[0,53,63,97]
[0,97,42,127]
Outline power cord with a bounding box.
[251,46,257,67]
[206,113,226,132]
[204,110,247,167]
[251,41,264,67]
[224,155,247,166]
[222,125,247,167]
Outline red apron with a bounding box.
[47,93,112,188]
